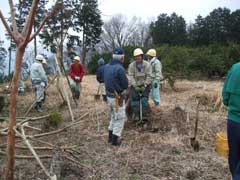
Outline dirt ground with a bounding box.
[0,75,230,180]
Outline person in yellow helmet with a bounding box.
[127,48,152,120]
[128,48,152,88]
[146,49,163,106]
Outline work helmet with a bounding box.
[133,48,144,57]
[98,58,105,66]
[146,49,156,57]
[74,56,81,62]
[36,54,45,61]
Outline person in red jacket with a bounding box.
[69,56,86,99]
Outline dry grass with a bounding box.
[0,76,230,180]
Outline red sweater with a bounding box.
[69,63,86,82]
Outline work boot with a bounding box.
[102,95,107,102]
[108,130,113,143]
[75,91,80,99]
[36,102,44,113]
[112,134,121,146]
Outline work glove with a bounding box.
[75,76,80,81]
[153,82,158,88]
[40,82,46,87]
[135,86,145,93]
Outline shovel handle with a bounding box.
[194,101,200,139]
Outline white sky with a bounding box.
[99,0,240,23]
[0,0,240,43]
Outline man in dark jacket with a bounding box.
[104,48,128,146]
[96,58,107,101]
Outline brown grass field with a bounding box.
[0,75,230,180]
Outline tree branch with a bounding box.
[0,10,17,43]
[28,1,61,43]
[8,0,18,34]
[22,0,39,44]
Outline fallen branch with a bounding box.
[24,124,42,131]
[20,114,50,125]
[30,112,89,138]
[62,154,91,170]
[0,144,52,150]
[0,150,52,159]
[15,124,54,179]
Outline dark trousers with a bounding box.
[228,119,240,180]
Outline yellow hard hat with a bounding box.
[133,48,144,57]
[74,56,81,62]
[146,49,156,57]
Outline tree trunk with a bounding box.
[4,47,25,180]
[34,25,37,57]
[82,29,86,66]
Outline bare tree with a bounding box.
[0,1,60,179]
[99,14,152,51]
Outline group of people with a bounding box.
[30,54,86,112]
[28,47,240,179]
[96,47,163,146]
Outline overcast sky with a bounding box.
[0,0,240,44]
[99,0,240,22]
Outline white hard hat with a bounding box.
[133,48,144,57]
[74,56,81,62]
[36,54,45,61]
[146,49,157,57]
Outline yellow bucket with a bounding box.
[216,132,229,159]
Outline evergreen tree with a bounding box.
[150,13,187,45]
[229,10,240,43]
[70,0,103,65]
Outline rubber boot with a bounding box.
[108,130,113,143]
[75,90,80,99]
[42,91,46,103]
[102,95,107,102]
[36,102,44,113]
[112,134,121,146]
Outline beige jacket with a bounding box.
[128,60,152,87]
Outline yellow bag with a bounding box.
[216,132,228,159]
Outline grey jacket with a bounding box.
[30,61,48,84]
[128,60,152,87]
[149,57,163,82]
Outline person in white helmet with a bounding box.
[146,49,163,106]
[30,54,48,112]
[69,56,86,99]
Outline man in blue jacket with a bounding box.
[104,48,128,146]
